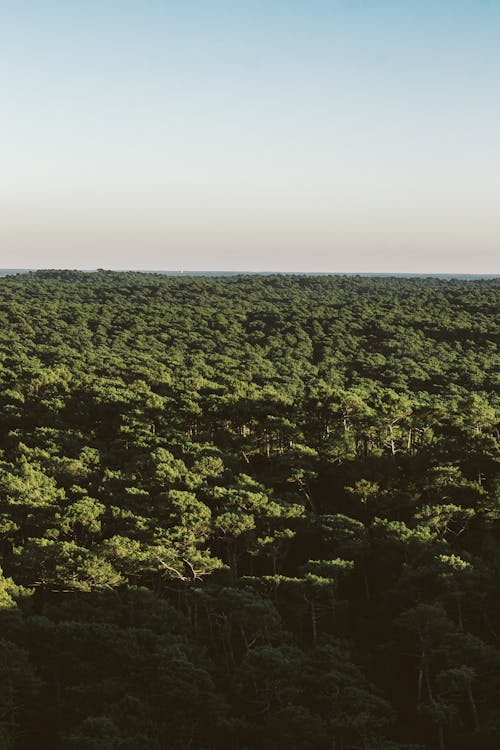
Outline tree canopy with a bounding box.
[0,271,498,749]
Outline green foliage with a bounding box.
[0,271,498,748]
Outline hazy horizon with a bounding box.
[2,1,500,273]
[1,268,498,280]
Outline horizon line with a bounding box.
[1,268,499,278]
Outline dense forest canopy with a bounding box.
[0,271,498,750]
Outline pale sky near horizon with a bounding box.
[1,0,499,272]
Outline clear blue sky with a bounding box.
[1,0,499,271]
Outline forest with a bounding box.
[0,270,498,750]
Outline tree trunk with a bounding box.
[389,423,396,459]
[362,566,371,602]
[467,685,479,730]
[310,600,318,644]
[456,595,464,632]
[424,662,434,703]
[417,655,424,705]
[437,723,444,750]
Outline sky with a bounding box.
[1,0,499,272]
